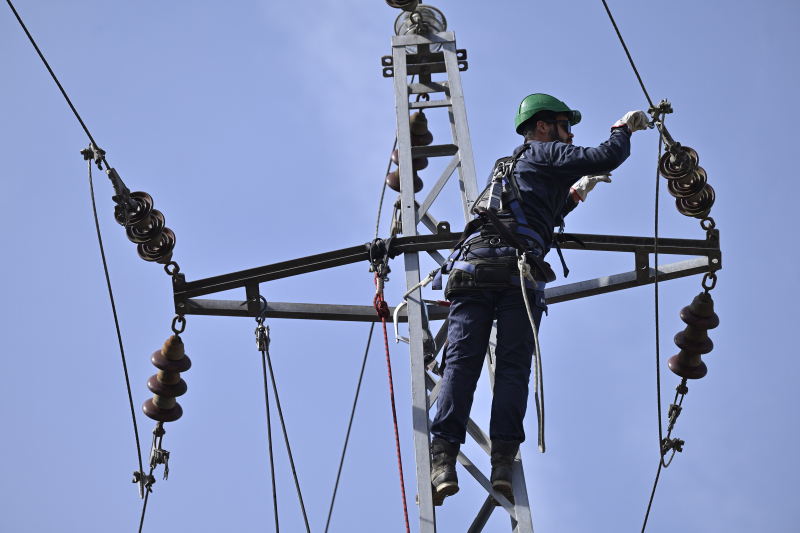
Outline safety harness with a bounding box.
[432,143,583,296]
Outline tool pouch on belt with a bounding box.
[444,258,549,299]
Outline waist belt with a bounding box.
[432,226,550,291]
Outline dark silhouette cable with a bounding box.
[88,162,144,476]
[10,2,144,511]
[325,323,375,533]
[138,490,149,533]
[261,349,280,532]
[642,124,664,533]
[264,348,311,533]
[6,0,99,146]
[600,0,654,108]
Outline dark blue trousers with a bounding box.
[430,288,545,444]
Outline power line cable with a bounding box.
[324,323,375,533]
[264,346,312,533]
[375,138,398,240]
[600,0,654,108]
[642,118,664,533]
[138,490,149,533]
[88,161,144,476]
[6,0,99,146]
[8,5,147,526]
[261,346,280,532]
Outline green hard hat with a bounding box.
[514,93,581,134]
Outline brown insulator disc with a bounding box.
[679,306,720,330]
[391,150,429,170]
[675,184,715,218]
[126,209,165,245]
[667,166,707,200]
[137,227,176,264]
[386,168,423,193]
[147,374,188,397]
[658,147,699,180]
[151,349,191,373]
[142,398,183,422]
[410,131,434,147]
[409,111,429,136]
[674,331,714,354]
[668,355,708,380]
[386,170,401,192]
[161,335,185,360]
[116,192,154,228]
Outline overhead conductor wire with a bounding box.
[7,0,144,485]
[599,1,671,530]
[600,0,654,108]
[6,1,148,526]
[324,323,375,533]
[641,130,664,533]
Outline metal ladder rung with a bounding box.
[410,99,451,109]
[411,144,459,158]
[409,81,449,95]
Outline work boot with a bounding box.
[490,439,519,506]
[430,438,460,506]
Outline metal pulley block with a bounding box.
[143,335,191,422]
[668,291,720,380]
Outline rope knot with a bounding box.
[374,294,391,319]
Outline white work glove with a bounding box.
[571,174,612,202]
[612,110,649,132]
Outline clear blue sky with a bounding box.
[1,1,798,532]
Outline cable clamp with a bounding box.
[148,423,171,481]
[80,143,106,169]
[660,437,685,455]
[256,324,270,352]
[667,403,682,426]
[132,470,156,498]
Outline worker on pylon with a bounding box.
[429,94,649,506]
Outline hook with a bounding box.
[241,295,269,324]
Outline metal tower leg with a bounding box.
[390,31,535,533]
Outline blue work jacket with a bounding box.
[493,126,632,250]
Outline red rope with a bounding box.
[374,274,411,533]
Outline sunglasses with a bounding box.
[542,119,572,134]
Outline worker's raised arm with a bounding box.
[545,110,649,182]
